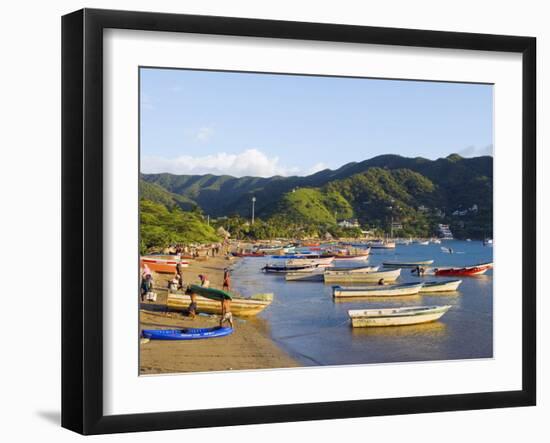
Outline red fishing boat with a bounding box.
[434,262,493,277]
[141,257,190,273]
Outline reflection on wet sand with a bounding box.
[351,320,447,338]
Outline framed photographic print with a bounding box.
[61,8,536,435]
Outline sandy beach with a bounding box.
[139,254,300,374]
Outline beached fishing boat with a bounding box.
[140,257,190,273]
[324,268,401,283]
[434,262,493,277]
[420,279,462,292]
[166,293,273,316]
[187,284,232,300]
[142,326,233,340]
[262,263,319,273]
[333,282,424,297]
[382,260,434,268]
[348,305,452,327]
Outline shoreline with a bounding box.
[140,254,301,374]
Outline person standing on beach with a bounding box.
[188,293,197,319]
[168,274,179,293]
[222,268,231,292]
[140,273,153,302]
[198,274,210,288]
[220,298,233,328]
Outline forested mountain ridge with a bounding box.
[141,153,492,222]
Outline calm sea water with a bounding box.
[232,240,493,366]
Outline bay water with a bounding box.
[232,240,493,366]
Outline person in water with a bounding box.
[222,268,231,291]
[220,298,233,328]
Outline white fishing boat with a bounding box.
[286,265,379,281]
[369,241,396,249]
[417,240,430,245]
[286,257,334,267]
[285,268,325,281]
[420,279,462,292]
[329,265,380,273]
[333,282,424,297]
[382,260,434,268]
[348,305,452,327]
[324,268,401,283]
[332,255,370,262]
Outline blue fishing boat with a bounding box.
[142,326,233,340]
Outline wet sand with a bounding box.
[139,255,300,374]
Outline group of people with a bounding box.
[164,241,230,259]
[140,263,233,328]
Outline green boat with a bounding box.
[188,284,232,301]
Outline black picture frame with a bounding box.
[62,8,536,435]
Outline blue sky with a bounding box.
[140,68,493,177]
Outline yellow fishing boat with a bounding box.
[166,293,273,317]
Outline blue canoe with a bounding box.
[142,326,233,341]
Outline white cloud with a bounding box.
[195,126,214,142]
[456,144,493,157]
[141,148,318,177]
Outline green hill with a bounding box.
[141,154,492,218]
[140,154,493,239]
[140,200,219,253]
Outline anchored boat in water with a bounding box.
[382,260,434,268]
[420,279,462,292]
[434,262,493,277]
[262,263,319,273]
[348,305,452,327]
[324,268,401,283]
[333,282,424,297]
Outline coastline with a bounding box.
[140,254,300,374]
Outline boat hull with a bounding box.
[349,305,451,327]
[435,264,491,276]
[324,268,401,283]
[382,260,434,268]
[166,293,272,316]
[333,283,423,297]
[142,326,233,340]
[420,279,462,292]
[285,271,324,281]
[141,257,189,273]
